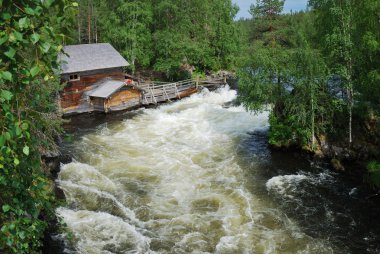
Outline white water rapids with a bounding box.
[57,86,340,253]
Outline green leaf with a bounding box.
[1,12,11,20]
[31,33,40,44]
[21,122,29,130]
[30,66,40,77]
[23,146,30,156]
[2,71,12,81]
[4,47,16,59]
[8,33,16,42]
[43,0,54,8]
[19,17,28,28]
[21,78,30,85]
[2,205,10,212]
[0,135,5,147]
[15,126,22,136]
[18,231,25,240]
[25,7,36,15]
[1,90,13,101]
[0,35,8,45]
[12,31,23,41]
[72,2,79,7]
[40,42,51,53]
[4,132,11,140]
[14,158,19,166]
[0,225,7,233]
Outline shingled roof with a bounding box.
[59,43,129,74]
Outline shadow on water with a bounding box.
[60,109,147,160]
[237,130,380,254]
[63,109,145,134]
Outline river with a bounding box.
[56,86,380,253]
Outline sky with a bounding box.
[233,0,308,19]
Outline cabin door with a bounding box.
[91,97,107,112]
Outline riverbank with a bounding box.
[269,139,375,192]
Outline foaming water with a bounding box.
[57,87,343,253]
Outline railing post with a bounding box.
[196,76,199,89]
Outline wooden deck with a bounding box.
[134,77,227,105]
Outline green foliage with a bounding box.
[192,70,207,80]
[250,0,285,19]
[309,0,356,144]
[152,0,239,78]
[268,112,294,146]
[72,0,239,79]
[269,112,311,147]
[94,0,154,72]
[238,9,329,148]
[352,0,380,114]
[238,7,303,114]
[239,0,380,155]
[0,1,74,253]
[366,161,380,189]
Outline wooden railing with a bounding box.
[127,77,227,105]
[137,79,194,104]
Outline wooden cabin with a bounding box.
[58,43,225,116]
[59,43,142,115]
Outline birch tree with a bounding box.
[309,0,355,144]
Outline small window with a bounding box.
[69,74,80,81]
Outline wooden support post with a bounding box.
[103,99,106,112]
[175,83,180,99]
[224,75,227,84]
[196,76,199,89]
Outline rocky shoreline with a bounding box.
[41,153,72,254]
[269,138,375,191]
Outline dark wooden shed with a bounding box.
[88,78,140,112]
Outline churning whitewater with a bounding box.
[57,87,338,253]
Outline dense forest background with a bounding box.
[71,0,240,79]
[1,0,380,253]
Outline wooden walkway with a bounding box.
[131,77,227,105]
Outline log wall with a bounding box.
[60,67,124,109]
[107,87,141,111]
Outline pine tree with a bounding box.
[250,0,285,19]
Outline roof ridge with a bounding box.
[58,43,129,74]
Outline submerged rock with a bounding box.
[331,159,345,172]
